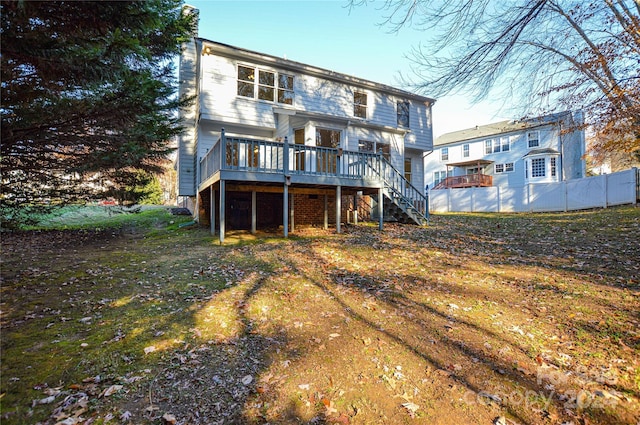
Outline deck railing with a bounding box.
[199,131,429,223]
[433,174,493,189]
[200,135,383,182]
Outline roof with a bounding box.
[197,38,436,105]
[522,148,560,158]
[434,111,576,147]
[445,159,494,167]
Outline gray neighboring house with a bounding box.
[425,111,586,190]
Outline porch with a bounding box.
[432,159,494,189]
[198,130,429,242]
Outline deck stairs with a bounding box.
[374,157,429,226]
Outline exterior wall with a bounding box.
[177,38,199,196]
[293,194,336,226]
[196,42,433,181]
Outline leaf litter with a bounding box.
[1,207,639,424]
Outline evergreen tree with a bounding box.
[1,1,195,224]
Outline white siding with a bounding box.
[177,39,199,196]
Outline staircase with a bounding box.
[375,157,429,226]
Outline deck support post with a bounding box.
[336,185,341,233]
[283,185,289,238]
[353,194,358,225]
[324,195,328,229]
[210,185,215,235]
[219,180,226,243]
[283,136,289,238]
[251,191,256,234]
[378,186,384,231]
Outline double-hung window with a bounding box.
[354,92,367,118]
[397,101,410,127]
[441,147,449,161]
[550,157,557,177]
[501,137,510,152]
[528,131,540,148]
[237,65,295,105]
[463,144,469,158]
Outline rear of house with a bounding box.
[426,112,586,190]
[176,8,434,241]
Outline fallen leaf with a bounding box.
[241,375,253,385]
[120,411,132,421]
[100,384,123,398]
[298,383,310,390]
[162,413,177,424]
[401,402,419,418]
[144,346,156,355]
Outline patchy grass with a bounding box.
[1,206,639,424]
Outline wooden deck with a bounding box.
[198,132,429,242]
[433,174,493,189]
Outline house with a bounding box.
[425,111,586,190]
[176,7,434,242]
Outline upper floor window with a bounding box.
[463,144,469,158]
[485,138,509,154]
[354,92,367,118]
[278,73,294,105]
[501,137,510,152]
[397,101,410,127]
[441,147,449,161]
[237,65,255,98]
[258,70,275,101]
[528,131,540,148]
[237,65,294,104]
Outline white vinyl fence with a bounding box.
[429,168,639,213]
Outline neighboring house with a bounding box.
[177,8,434,241]
[426,111,586,190]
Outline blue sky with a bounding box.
[186,0,511,136]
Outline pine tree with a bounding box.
[1,1,195,225]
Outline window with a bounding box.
[397,101,410,127]
[531,158,545,177]
[463,144,469,158]
[258,70,275,101]
[494,163,514,174]
[441,147,449,161]
[550,157,557,177]
[354,92,367,118]
[486,139,503,153]
[358,140,374,153]
[237,65,255,98]
[501,137,510,152]
[359,140,390,161]
[528,131,539,148]
[434,171,447,186]
[278,73,294,104]
[492,139,501,153]
[404,158,412,182]
[237,65,294,104]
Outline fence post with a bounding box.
[603,174,608,208]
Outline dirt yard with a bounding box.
[1,207,639,424]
